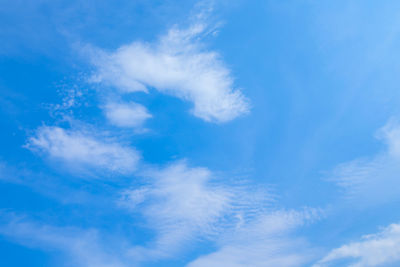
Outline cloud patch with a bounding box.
[314,223,400,267]
[104,102,152,128]
[187,209,320,267]
[120,161,235,259]
[26,126,140,175]
[119,161,318,265]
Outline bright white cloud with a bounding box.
[89,23,249,123]
[26,126,139,174]
[331,120,400,205]
[104,102,152,128]
[314,223,400,267]
[187,209,320,267]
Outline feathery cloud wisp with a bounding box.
[331,120,400,206]
[121,161,234,259]
[187,209,320,267]
[26,126,140,175]
[119,161,318,265]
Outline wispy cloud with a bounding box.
[331,120,400,206]
[120,161,236,259]
[119,161,318,265]
[314,223,400,267]
[0,161,319,267]
[0,214,129,267]
[26,126,140,175]
[88,21,249,123]
[187,209,320,267]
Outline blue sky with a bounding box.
[2,0,400,266]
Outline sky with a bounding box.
[1,0,400,266]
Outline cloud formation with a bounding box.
[5,4,323,267]
[120,161,235,259]
[118,161,319,265]
[26,126,140,174]
[89,23,249,123]
[314,223,400,267]
[332,120,400,206]
[187,209,319,267]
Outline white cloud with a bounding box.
[379,120,400,157]
[314,223,400,267]
[104,102,152,128]
[187,209,320,267]
[0,215,128,267]
[119,161,318,265]
[121,161,235,259]
[26,126,139,174]
[89,23,249,123]
[331,120,400,205]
